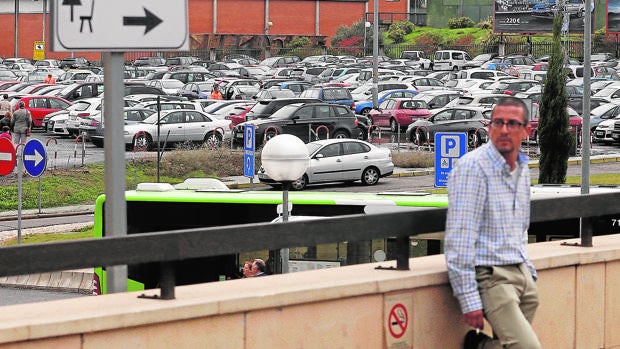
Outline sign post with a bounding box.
[434,132,467,187]
[243,125,256,189]
[51,0,189,294]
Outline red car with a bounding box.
[528,103,582,144]
[11,95,72,128]
[368,98,431,133]
[225,105,253,127]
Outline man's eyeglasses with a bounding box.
[490,119,525,130]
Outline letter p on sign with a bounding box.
[441,135,460,158]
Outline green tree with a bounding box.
[538,14,570,184]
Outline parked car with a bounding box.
[368,98,431,133]
[85,107,156,147]
[10,95,72,128]
[527,103,582,144]
[353,89,419,115]
[411,90,462,111]
[233,102,361,146]
[405,106,492,147]
[64,97,103,136]
[399,51,433,69]
[257,138,394,190]
[124,109,231,150]
[298,86,354,108]
[177,81,213,100]
[146,79,184,95]
[59,57,91,69]
[244,97,322,121]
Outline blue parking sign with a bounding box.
[434,132,466,187]
[243,125,255,178]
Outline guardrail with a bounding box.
[0,192,614,299]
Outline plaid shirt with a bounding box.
[445,143,537,314]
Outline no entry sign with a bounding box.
[0,138,16,176]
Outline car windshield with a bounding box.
[72,101,91,111]
[306,142,322,154]
[161,80,184,89]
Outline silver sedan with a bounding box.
[124,109,231,150]
[258,138,394,190]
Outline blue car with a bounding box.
[353,89,419,115]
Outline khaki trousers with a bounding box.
[475,263,541,349]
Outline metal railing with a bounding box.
[0,192,616,298]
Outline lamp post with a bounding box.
[372,0,400,109]
[260,134,309,274]
[264,21,273,59]
[363,21,371,57]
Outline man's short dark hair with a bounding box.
[253,259,266,273]
[493,96,529,124]
[3,94,7,99]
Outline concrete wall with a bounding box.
[0,235,619,349]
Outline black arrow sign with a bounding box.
[123,7,162,34]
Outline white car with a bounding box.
[45,110,70,136]
[593,117,619,144]
[65,97,102,136]
[257,138,394,190]
[124,109,231,150]
[146,79,184,95]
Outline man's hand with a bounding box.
[463,310,484,330]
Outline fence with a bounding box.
[117,39,620,65]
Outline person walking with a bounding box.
[445,96,541,349]
[10,101,32,146]
[0,111,11,132]
[0,94,11,118]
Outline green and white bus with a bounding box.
[92,179,449,294]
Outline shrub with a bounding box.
[287,37,312,49]
[389,20,415,35]
[415,32,444,47]
[387,28,407,43]
[448,17,475,29]
[477,16,493,29]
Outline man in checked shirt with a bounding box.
[445,96,541,349]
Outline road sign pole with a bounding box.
[103,52,128,293]
[17,147,23,245]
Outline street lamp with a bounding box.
[372,0,400,109]
[363,21,371,57]
[260,134,309,274]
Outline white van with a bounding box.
[433,50,472,71]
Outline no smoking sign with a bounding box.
[385,294,412,349]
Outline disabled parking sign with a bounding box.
[434,132,466,187]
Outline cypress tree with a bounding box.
[538,13,571,184]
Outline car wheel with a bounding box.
[204,132,222,149]
[390,118,399,133]
[133,133,152,151]
[467,131,478,148]
[357,126,368,140]
[290,174,308,190]
[332,130,349,139]
[361,167,380,186]
[360,108,371,116]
